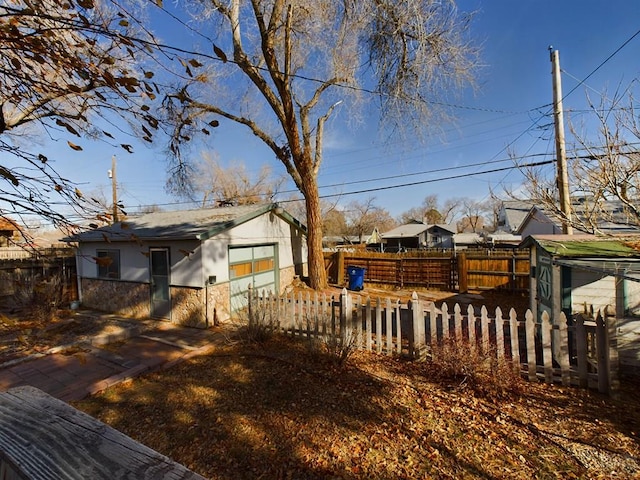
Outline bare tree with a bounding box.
[192,152,285,206]
[399,195,462,224]
[456,198,492,233]
[519,88,640,233]
[1,0,164,229]
[164,0,478,289]
[345,197,396,243]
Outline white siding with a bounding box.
[570,270,615,314]
[76,239,202,287]
[201,212,303,284]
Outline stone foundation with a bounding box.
[80,278,149,319]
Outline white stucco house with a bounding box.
[64,204,307,327]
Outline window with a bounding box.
[96,249,120,279]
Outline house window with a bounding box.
[96,249,120,279]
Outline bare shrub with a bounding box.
[426,337,523,399]
[11,273,63,322]
[231,302,278,344]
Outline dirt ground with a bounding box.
[74,334,640,479]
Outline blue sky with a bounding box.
[27,0,640,225]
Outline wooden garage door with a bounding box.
[229,244,277,313]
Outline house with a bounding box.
[499,198,640,238]
[0,217,23,247]
[522,234,640,373]
[381,222,456,251]
[64,204,307,327]
[496,200,533,234]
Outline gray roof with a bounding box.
[381,223,430,239]
[381,223,456,239]
[64,204,305,243]
[500,200,534,233]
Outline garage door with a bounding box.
[229,244,277,313]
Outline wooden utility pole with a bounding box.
[109,155,118,223]
[550,47,573,234]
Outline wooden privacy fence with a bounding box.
[247,287,618,394]
[324,249,530,292]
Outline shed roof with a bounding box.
[64,204,305,243]
[521,234,640,258]
[554,258,640,283]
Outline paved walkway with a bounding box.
[0,313,231,403]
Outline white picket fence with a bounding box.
[247,287,619,394]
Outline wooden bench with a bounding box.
[0,386,205,479]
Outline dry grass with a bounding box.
[74,334,640,480]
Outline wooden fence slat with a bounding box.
[385,298,393,355]
[575,314,588,388]
[541,311,553,383]
[467,304,475,348]
[410,293,424,358]
[558,312,570,386]
[375,298,383,354]
[495,307,504,360]
[509,308,520,367]
[596,310,609,394]
[525,310,537,381]
[454,304,462,342]
[441,302,449,340]
[395,300,402,355]
[480,306,489,354]
[365,298,372,352]
[429,302,438,346]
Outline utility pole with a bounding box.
[550,47,573,234]
[108,155,118,224]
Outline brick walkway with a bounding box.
[0,319,229,402]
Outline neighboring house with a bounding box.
[496,200,533,234]
[453,232,483,250]
[381,222,456,251]
[500,198,640,238]
[0,217,23,247]
[64,204,307,327]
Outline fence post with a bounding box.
[395,300,402,355]
[558,312,570,386]
[525,310,537,382]
[337,250,345,286]
[385,298,393,355]
[596,310,610,394]
[247,284,254,327]
[509,309,520,367]
[340,288,352,347]
[607,311,619,392]
[410,292,424,358]
[495,307,504,360]
[375,298,383,354]
[458,251,468,293]
[365,298,372,352]
[467,304,476,348]
[575,314,588,388]
[541,311,553,383]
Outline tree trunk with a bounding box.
[303,177,328,290]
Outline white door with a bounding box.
[229,245,277,313]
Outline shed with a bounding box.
[522,234,640,372]
[64,204,307,327]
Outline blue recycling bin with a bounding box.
[347,266,366,291]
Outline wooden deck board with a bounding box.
[0,386,205,480]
